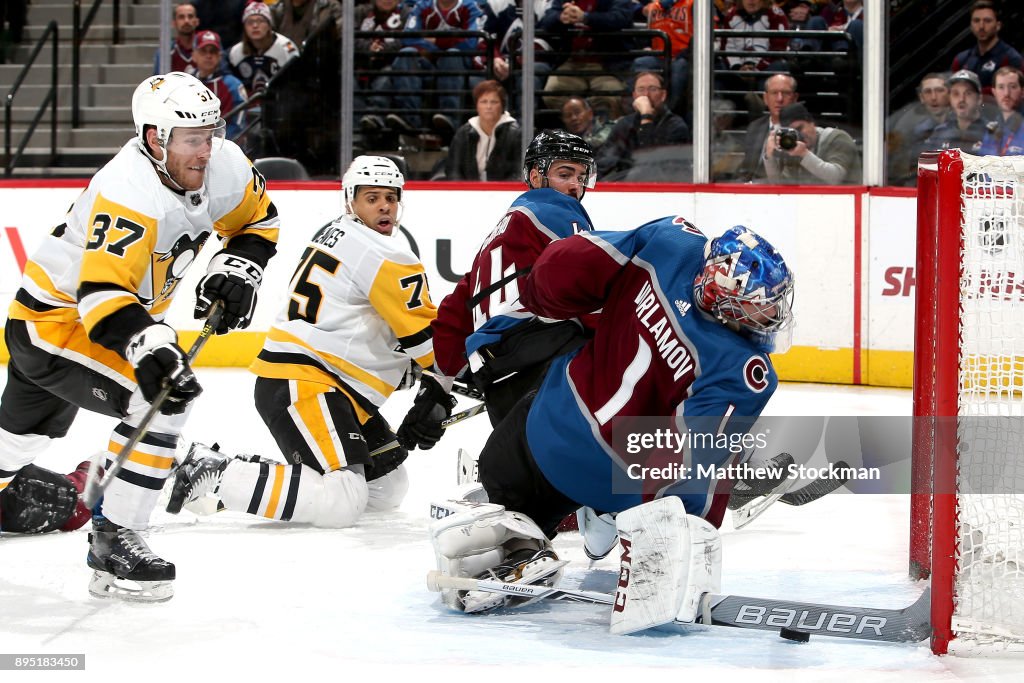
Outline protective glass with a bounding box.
[166,120,227,156]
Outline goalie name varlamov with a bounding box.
[626,461,879,481]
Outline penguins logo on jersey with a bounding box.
[152,231,210,304]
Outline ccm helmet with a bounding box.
[522,130,595,196]
[132,72,225,184]
[343,155,406,224]
[693,226,794,339]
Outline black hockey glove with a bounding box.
[126,324,203,415]
[195,251,263,334]
[397,375,458,450]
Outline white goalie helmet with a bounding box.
[342,155,405,225]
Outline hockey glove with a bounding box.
[126,324,203,415]
[397,375,458,450]
[195,251,263,334]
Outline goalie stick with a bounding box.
[82,302,224,509]
[426,571,932,644]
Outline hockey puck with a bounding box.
[779,627,810,642]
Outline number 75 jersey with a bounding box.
[251,215,437,415]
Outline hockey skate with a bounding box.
[462,548,567,613]
[165,443,228,514]
[578,507,618,561]
[87,518,175,602]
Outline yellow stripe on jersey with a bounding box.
[248,355,374,424]
[263,327,395,398]
[369,259,438,340]
[214,162,280,246]
[22,261,75,305]
[28,320,135,381]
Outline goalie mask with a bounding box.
[132,72,226,189]
[342,155,406,230]
[694,226,794,349]
[522,130,596,198]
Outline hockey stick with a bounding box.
[426,571,932,643]
[82,302,224,509]
[368,403,490,458]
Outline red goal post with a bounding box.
[912,149,1024,655]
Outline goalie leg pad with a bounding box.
[430,501,561,612]
[0,463,78,533]
[610,497,722,635]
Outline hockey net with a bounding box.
[913,150,1024,655]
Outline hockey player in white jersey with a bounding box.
[166,156,438,529]
[0,72,280,601]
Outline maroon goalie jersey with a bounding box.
[431,188,594,376]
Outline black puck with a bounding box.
[779,627,810,642]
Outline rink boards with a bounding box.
[0,181,920,387]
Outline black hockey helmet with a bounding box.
[522,129,596,195]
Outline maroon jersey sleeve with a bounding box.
[521,233,625,319]
[431,208,559,376]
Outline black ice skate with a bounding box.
[165,443,228,514]
[461,548,567,614]
[87,518,175,602]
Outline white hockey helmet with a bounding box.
[343,155,405,206]
[132,72,224,146]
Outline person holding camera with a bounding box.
[763,102,860,185]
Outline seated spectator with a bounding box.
[561,96,614,149]
[385,0,485,136]
[229,2,300,95]
[271,0,343,47]
[193,0,248,50]
[826,0,862,53]
[154,3,199,74]
[478,0,552,117]
[632,0,694,116]
[951,1,1023,97]
[736,73,799,182]
[595,71,691,181]
[188,30,248,140]
[719,0,789,72]
[540,0,636,121]
[925,70,987,155]
[444,80,522,181]
[354,0,412,143]
[980,67,1024,156]
[764,102,860,184]
[886,73,949,186]
[786,0,827,53]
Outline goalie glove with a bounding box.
[195,251,263,334]
[397,375,457,450]
[126,324,202,415]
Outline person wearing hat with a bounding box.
[885,72,950,186]
[189,30,248,139]
[785,0,827,53]
[924,69,986,155]
[228,1,300,95]
[764,101,859,184]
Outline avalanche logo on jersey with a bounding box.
[151,231,210,304]
[743,356,770,393]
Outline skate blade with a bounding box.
[88,571,173,603]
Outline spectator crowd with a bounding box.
[146,1,1021,184]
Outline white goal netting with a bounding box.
[954,153,1024,647]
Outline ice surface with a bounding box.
[0,371,1018,681]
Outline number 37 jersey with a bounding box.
[251,216,437,417]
